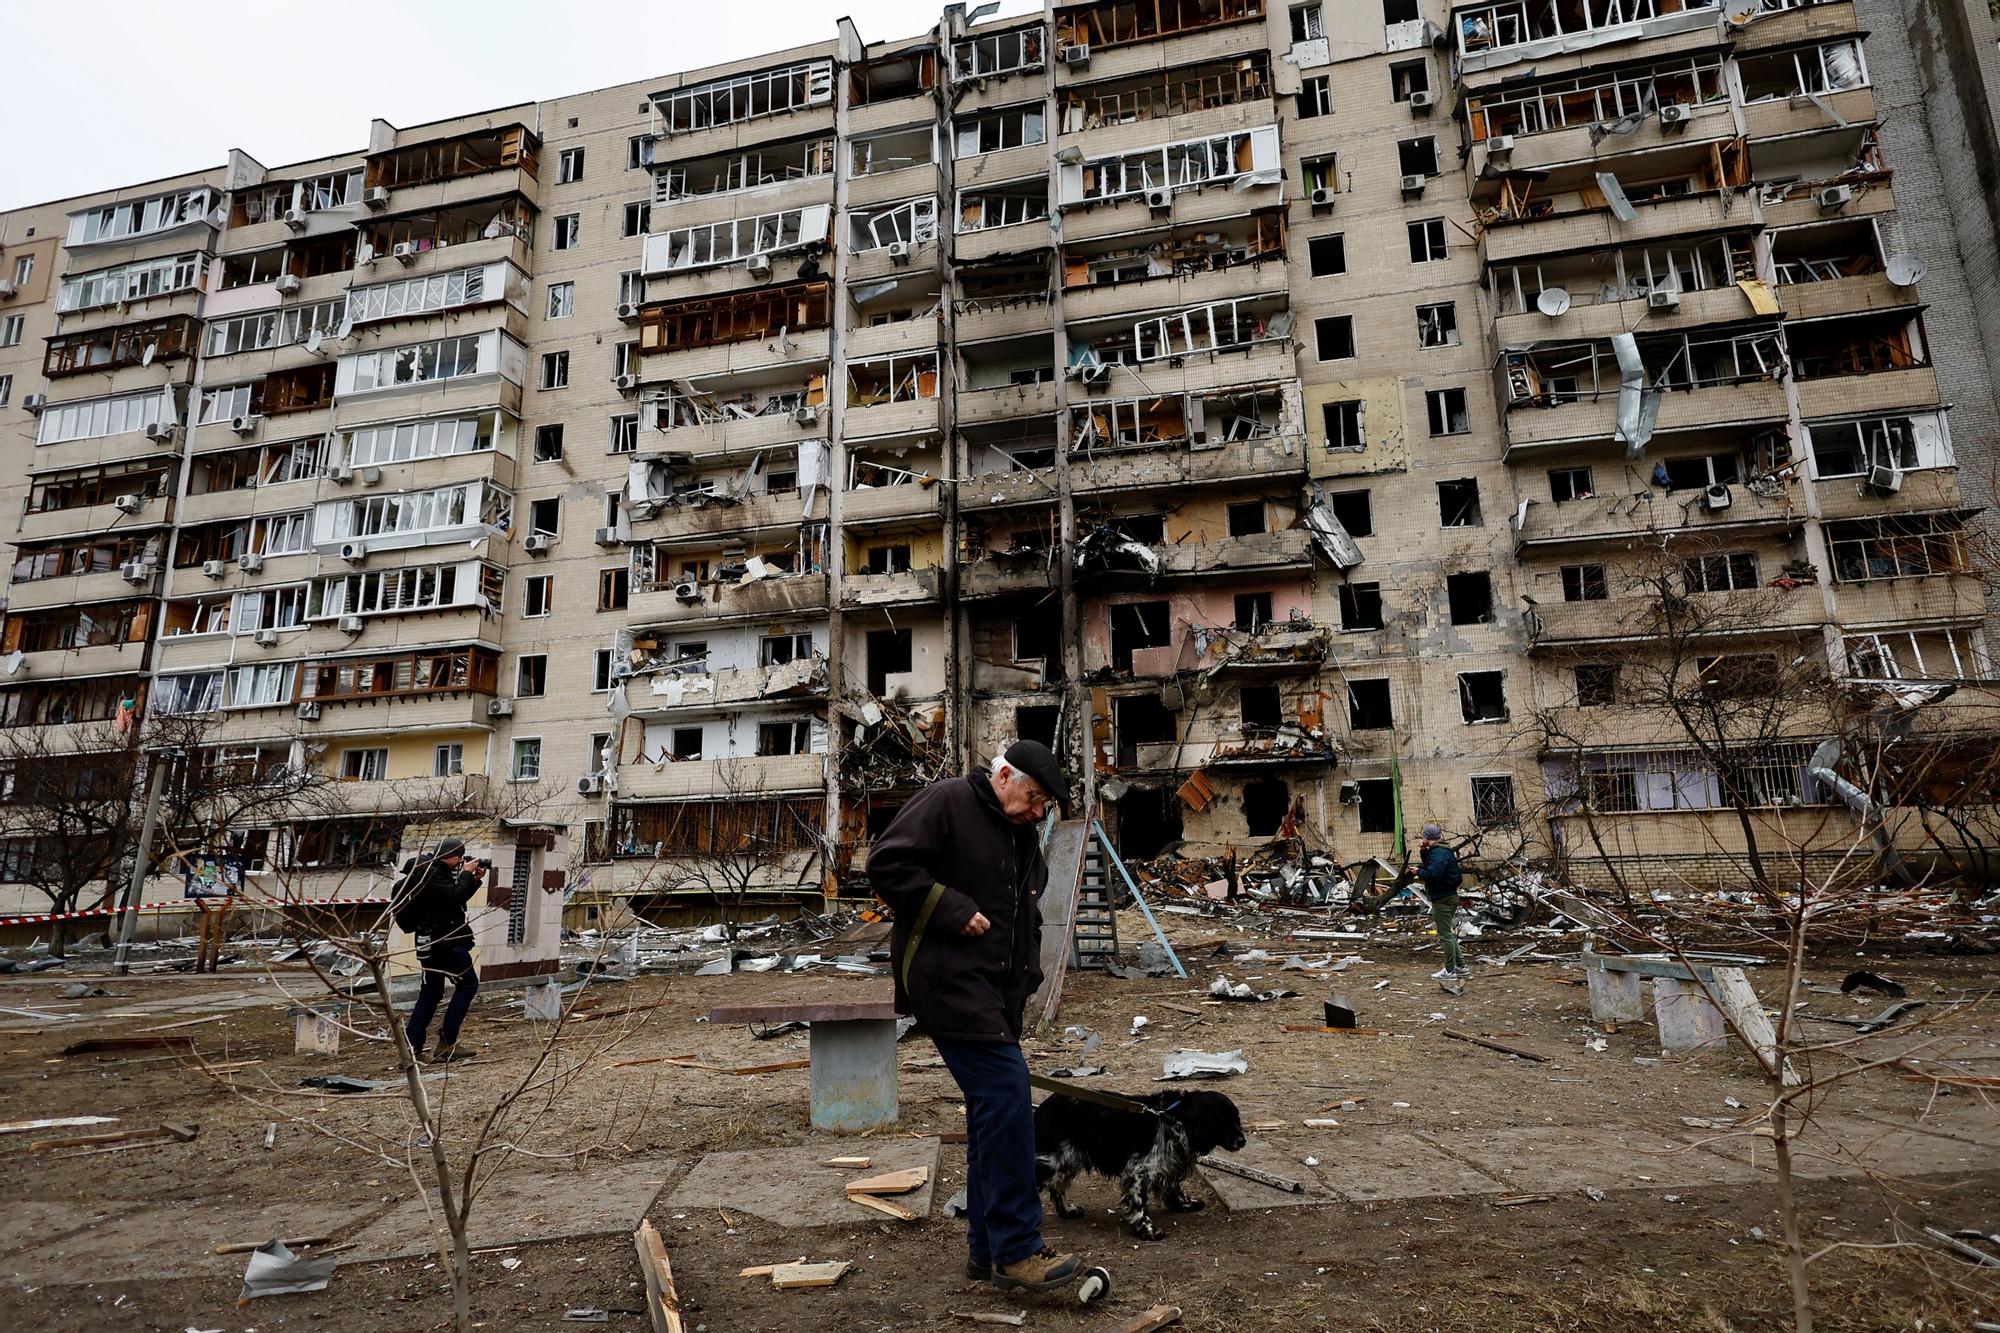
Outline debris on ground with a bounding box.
[768,1259,852,1290]
[237,1239,338,1302]
[1159,1049,1247,1080]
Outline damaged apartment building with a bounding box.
[0,0,1995,913]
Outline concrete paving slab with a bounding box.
[1782,1115,1990,1182]
[666,1137,940,1228]
[1323,1129,1510,1202]
[1195,1138,1338,1211]
[6,1197,382,1284]
[1428,1124,1764,1194]
[349,1156,679,1263]
[0,1201,129,1280]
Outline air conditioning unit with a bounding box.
[1080,363,1111,387]
[112,493,145,514]
[253,628,280,647]
[296,701,322,721]
[328,464,355,484]
[1867,464,1904,494]
[577,775,604,796]
[1703,483,1733,511]
[359,467,382,487]
[281,208,307,231]
[593,526,624,547]
[118,560,151,584]
[613,373,639,392]
[339,541,369,564]
[886,241,911,263]
[274,274,302,296]
[391,241,418,264]
[1658,103,1693,129]
[1060,43,1090,67]
[1485,135,1515,159]
[1647,288,1681,311]
[1816,185,1854,211]
[363,186,391,209]
[1408,89,1436,113]
[1400,174,1427,196]
[673,581,702,604]
[337,614,364,634]
[202,558,229,578]
[745,252,772,276]
[21,393,46,414]
[1144,188,1172,213]
[144,421,178,444]
[523,533,552,555]
[793,403,819,424]
[616,301,640,323]
[237,552,264,573]
[231,413,263,436]
[1338,780,1360,806]
[1310,187,1337,212]
[488,697,515,717]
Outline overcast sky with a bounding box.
[0,0,1042,213]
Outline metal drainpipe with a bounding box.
[826,40,854,880]
[935,13,965,769]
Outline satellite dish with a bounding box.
[304,330,323,356]
[1536,287,1572,317]
[1885,254,1924,287]
[140,343,156,366]
[335,313,356,341]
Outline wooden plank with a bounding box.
[633,1219,685,1333]
[59,1036,189,1055]
[770,1259,852,1289]
[136,1014,227,1033]
[215,1234,331,1255]
[1097,1306,1181,1333]
[28,1122,194,1152]
[848,1192,919,1222]
[820,1155,872,1169]
[656,1057,814,1077]
[737,1258,804,1279]
[1441,1028,1547,1063]
[1281,1025,1383,1036]
[0,1116,117,1136]
[844,1166,927,1196]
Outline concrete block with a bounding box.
[1709,966,1798,1084]
[1587,967,1646,1023]
[523,979,563,1022]
[1653,977,1726,1053]
[293,1004,346,1055]
[809,1016,899,1133]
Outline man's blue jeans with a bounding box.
[406,940,478,1052]
[934,1037,1045,1268]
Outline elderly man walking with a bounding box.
[868,740,1086,1293]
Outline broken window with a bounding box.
[1416,302,1459,348]
[1549,466,1594,501]
[623,201,651,237]
[951,26,1046,81]
[958,182,1049,232]
[658,136,838,202]
[1314,315,1355,361]
[1459,671,1507,724]
[1438,479,1481,527]
[1290,3,1325,42]
[640,283,832,354]
[541,352,569,390]
[1575,663,1618,707]
[1680,551,1759,593]
[672,728,704,759]
[758,720,811,756]
[528,498,560,536]
[1425,388,1469,436]
[1446,572,1493,625]
[864,544,912,575]
[534,424,565,462]
[955,104,1047,157]
[865,628,913,695]
[1397,137,1439,178]
[1298,76,1333,119]
[655,59,834,133]
[58,251,205,313]
[1243,778,1290,837]
[850,197,938,251]
[1737,41,1867,102]
[1227,502,1267,537]
[1561,563,1608,602]
[1356,777,1396,832]
[1390,59,1430,102]
[547,282,575,320]
[1407,219,1448,263]
[552,214,580,251]
[1348,679,1393,731]
[1132,299,1266,363]
[1240,684,1282,731]
[850,50,937,105]
[1808,412,1948,478]
[1112,693,1177,765]
[1830,515,1966,582]
[1328,490,1372,538]
[1471,775,1517,827]
[1013,616,1060,676]
[516,655,548,697]
[557,147,585,183]
[1109,600,1172,672]
[1323,399,1364,449]
[648,205,831,272]
[1308,233,1346,277]
[1072,126,1277,204]
[1467,53,1725,139]
[1234,592,1274,632]
[628,135,654,170]
[523,575,553,618]
[757,634,811,668]
[1340,583,1384,631]
[598,567,629,611]
[848,352,939,406]
[65,184,217,246]
[1016,705,1059,750]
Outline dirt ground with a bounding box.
[3,909,1999,1332]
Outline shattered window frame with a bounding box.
[1425,387,1469,436]
[1307,233,1346,277]
[1560,562,1609,602]
[1347,678,1394,731]
[1458,670,1509,724]
[1339,582,1383,631]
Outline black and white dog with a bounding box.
[1033,1089,1247,1240]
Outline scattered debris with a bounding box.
[1442,1028,1548,1063]
[1323,994,1356,1029]
[29,1122,195,1153]
[1840,969,1906,999]
[845,1167,928,1197]
[952,1312,1026,1326]
[215,1235,330,1256]
[1207,976,1296,1002]
[770,1259,852,1290]
[237,1239,337,1303]
[1099,1305,1182,1333]
[633,1219,686,1333]
[0,1115,117,1136]
[1197,1156,1303,1193]
[298,1075,393,1094]
[1158,1049,1247,1081]
[820,1156,871,1169]
[849,1192,920,1222]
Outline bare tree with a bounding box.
[0,721,140,955]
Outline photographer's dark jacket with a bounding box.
[870,771,1048,1044]
[393,856,482,947]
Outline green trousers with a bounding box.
[1431,893,1463,971]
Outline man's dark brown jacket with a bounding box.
[870,771,1047,1043]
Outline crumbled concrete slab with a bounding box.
[1196,1139,1337,1211]
[1778,1115,1991,1181]
[1324,1130,1511,1201]
[666,1137,939,1228]
[1434,1124,1766,1192]
[6,1198,383,1283]
[350,1157,678,1263]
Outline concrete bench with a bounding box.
[708,997,902,1133]
[1582,945,1789,1079]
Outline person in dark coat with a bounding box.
[869,740,1085,1294]
[1415,824,1467,980]
[393,837,488,1062]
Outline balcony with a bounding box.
[1136,733,1336,769]
[960,464,1059,513]
[628,572,829,627]
[642,326,831,385]
[843,394,940,440]
[1454,0,1723,76]
[843,481,942,525]
[19,494,172,544]
[1832,574,1986,629]
[1515,482,1801,551]
[1493,281,1753,347]
[1733,0,1857,52]
[1793,364,1939,421]
[1525,583,1823,649]
[626,655,828,714]
[1481,191,1750,266]
[1742,87,1877,142]
[1053,0,1268,85]
[1203,625,1329,676]
[1063,258,1288,326]
[1812,468,1961,523]
[1776,271,1918,324]
[1060,180,1280,243]
[956,379,1057,427]
[961,553,1059,600]
[1080,527,1311,585]
[14,641,152,682]
[4,568,159,612]
[1503,378,1789,454]
[617,751,827,800]
[1470,102,1736,179]
[640,491,811,545]
[1071,436,1302,496]
[1078,337,1295,401]
[299,691,496,737]
[840,565,944,608]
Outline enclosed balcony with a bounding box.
[1453,0,1721,74]
[1465,52,1733,176]
[43,314,199,380]
[365,125,539,194]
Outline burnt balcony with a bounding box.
[1525,583,1822,650]
[628,571,829,627]
[623,653,828,714]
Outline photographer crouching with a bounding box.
[391,837,489,1063]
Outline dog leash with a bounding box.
[1028,1073,1176,1118]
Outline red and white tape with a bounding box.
[0,897,388,928]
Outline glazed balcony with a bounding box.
[1812,468,1960,523]
[616,751,826,800]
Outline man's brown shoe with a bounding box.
[990,1247,1081,1292]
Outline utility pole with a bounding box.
[112,753,170,977]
